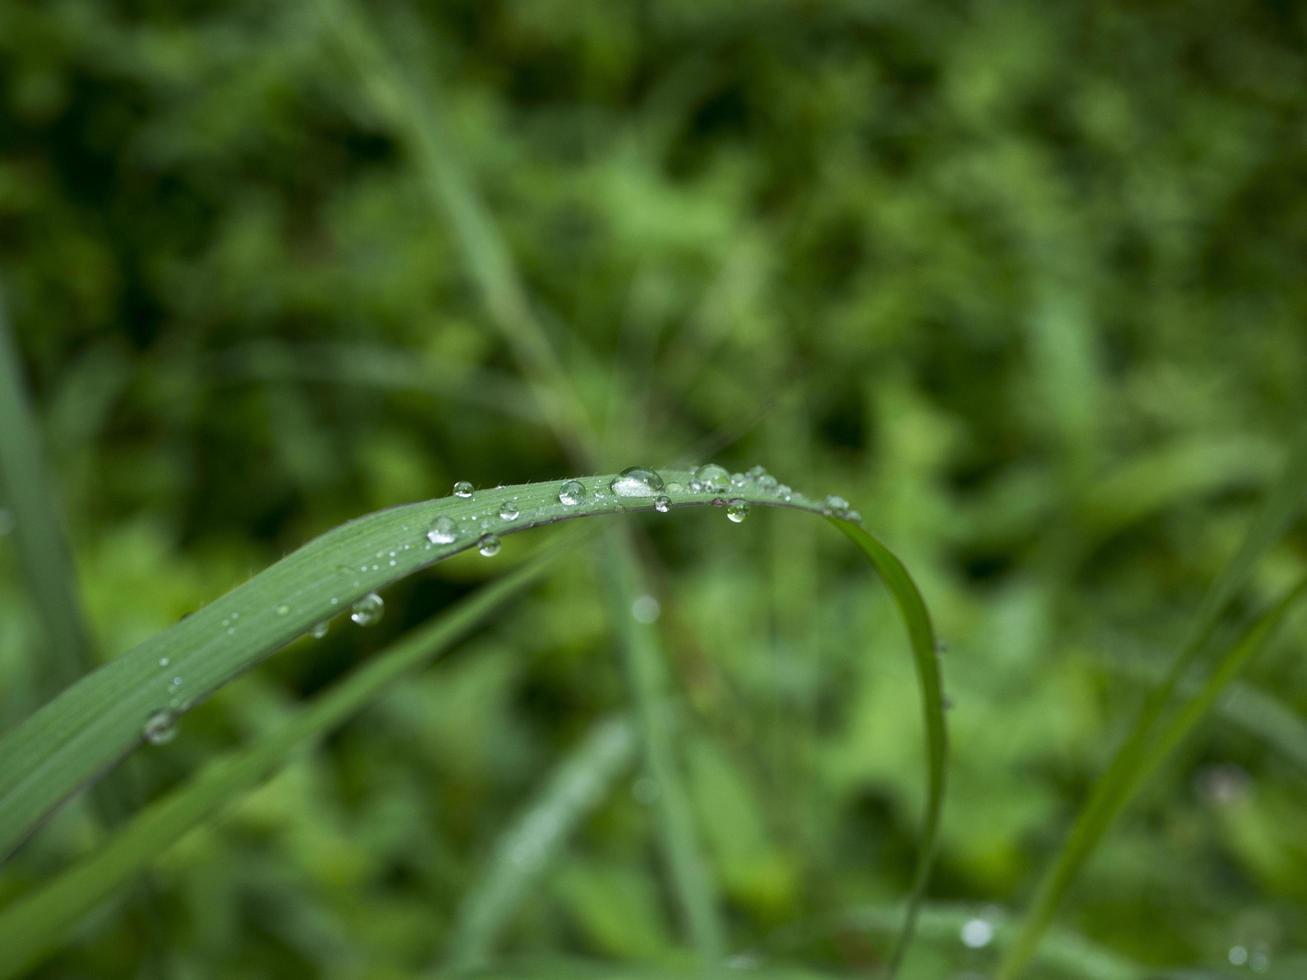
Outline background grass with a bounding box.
[3,0,1307,977]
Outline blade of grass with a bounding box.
[0,293,135,833]
[999,431,1307,978]
[829,519,947,976]
[444,714,638,971]
[0,557,552,979]
[0,292,102,701]
[605,533,727,965]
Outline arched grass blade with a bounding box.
[829,518,947,976]
[444,715,637,971]
[0,559,550,979]
[0,471,948,976]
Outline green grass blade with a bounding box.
[0,473,946,973]
[829,519,947,977]
[0,559,551,979]
[605,534,727,964]
[0,293,136,833]
[999,432,1307,978]
[0,293,101,699]
[445,715,638,970]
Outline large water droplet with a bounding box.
[824,494,851,516]
[478,533,501,557]
[143,710,177,745]
[610,467,665,498]
[499,500,520,521]
[453,480,474,498]
[726,499,750,523]
[558,480,587,506]
[692,464,730,492]
[427,516,459,544]
[653,494,671,513]
[351,592,384,626]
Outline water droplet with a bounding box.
[726,499,750,523]
[169,676,183,691]
[499,500,520,521]
[960,917,994,949]
[1230,946,1249,967]
[351,592,384,626]
[559,480,587,506]
[143,710,177,745]
[276,603,290,616]
[159,657,170,668]
[824,494,851,516]
[653,494,671,513]
[747,465,768,478]
[691,464,730,492]
[427,516,459,544]
[453,480,474,498]
[730,472,748,488]
[776,484,793,501]
[310,621,329,640]
[478,533,501,557]
[631,595,661,623]
[757,474,778,491]
[610,467,665,498]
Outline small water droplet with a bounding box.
[143,710,177,745]
[653,494,671,513]
[169,676,183,690]
[558,480,587,506]
[747,465,768,478]
[159,657,170,668]
[310,621,330,640]
[776,484,793,501]
[1229,946,1249,967]
[351,592,384,626]
[427,516,459,544]
[453,480,474,498]
[691,464,730,492]
[276,603,290,616]
[478,534,501,557]
[730,472,748,488]
[499,500,520,521]
[631,595,661,623]
[726,499,749,523]
[610,467,665,498]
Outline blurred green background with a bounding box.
[2,0,1307,977]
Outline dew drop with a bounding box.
[757,474,778,491]
[499,500,520,521]
[730,472,748,488]
[310,621,330,640]
[776,484,793,501]
[478,533,501,557]
[824,494,851,516]
[276,603,290,616]
[453,480,474,498]
[691,463,730,492]
[143,710,177,746]
[726,499,750,523]
[653,494,671,513]
[558,480,587,506]
[159,656,170,668]
[610,466,665,498]
[427,516,459,545]
[351,592,384,626]
[747,465,768,479]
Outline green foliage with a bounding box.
[3,0,1307,977]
